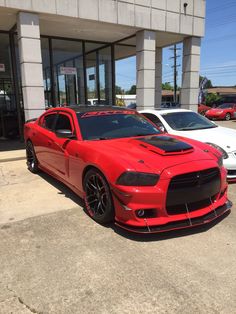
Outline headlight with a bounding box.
[116,172,160,186]
[206,142,229,159]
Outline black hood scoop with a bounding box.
[138,136,193,155]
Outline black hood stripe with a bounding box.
[138,136,193,153]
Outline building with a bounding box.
[207,87,236,104]
[0,0,206,140]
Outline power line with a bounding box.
[169,45,181,103]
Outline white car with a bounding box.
[140,109,236,182]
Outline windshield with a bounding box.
[77,111,161,140]
[218,103,233,109]
[161,111,218,131]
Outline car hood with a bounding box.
[169,126,236,152]
[89,134,217,175]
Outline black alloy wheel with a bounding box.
[84,169,115,224]
[225,113,231,121]
[26,141,39,173]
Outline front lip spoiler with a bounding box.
[115,200,232,234]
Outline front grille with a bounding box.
[166,168,221,215]
[228,169,236,176]
[169,168,219,190]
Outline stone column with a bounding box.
[180,37,201,112]
[17,12,45,121]
[136,30,156,110]
[155,47,162,108]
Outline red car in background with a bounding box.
[24,106,231,234]
[205,103,236,121]
[198,104,211,116]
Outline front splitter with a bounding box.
[115,200,232,234]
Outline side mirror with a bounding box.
[56,129,75,139]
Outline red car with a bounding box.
[24,106,231,233]
[205,103,236,121]
[198,104,211,116]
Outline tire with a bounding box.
[225,113,231,121]
[83,169,115,224]
[26,140,39,173]
[200,111,206,116]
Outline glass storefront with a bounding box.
[0,32,115,141]
[0,32,23,140]
[41,37,115,108]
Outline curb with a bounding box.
[0,156,26,163]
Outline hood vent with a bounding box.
[138,136,193,155]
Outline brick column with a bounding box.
[136,30,156,110]
[17,12,45,121]
[155,47,162,108]
[180,37,201,112]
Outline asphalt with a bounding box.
[0,120,236,314]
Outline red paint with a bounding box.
[205,103,236,120]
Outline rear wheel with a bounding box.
[26,141,39,173]
[225,113,231,121]
[84,169,115,224]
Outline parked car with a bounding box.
[205,103,236,121]
[140,109,236,182]
[24,106,231,233]
[161,102,180,108]
[198,104,211,116]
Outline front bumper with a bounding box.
[115,200,232,234]
[205,113,225,120]
[112,162,229,234]
[224,152,236,182]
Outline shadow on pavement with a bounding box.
[111,211,231,242]
[38,171,84,208]
[0,139,25,152]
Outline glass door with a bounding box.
[86,51,98,105]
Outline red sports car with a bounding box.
[24,106,232,233]
[205,103,236,121]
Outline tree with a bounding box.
[199,76,213,89]
[205,93,222,106]
[115,85,124,94]
[126,85,136,95]
[162,82,173,90]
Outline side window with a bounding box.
[142,113,161,125]
[55,114,72,132]
[142,113,166,132]
[41,114,56,131]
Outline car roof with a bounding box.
[47,105,135,114]
[140,108,192,115]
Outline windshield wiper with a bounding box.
[179,126,217,131]
[133,133,158,137]
[90,137,113,141]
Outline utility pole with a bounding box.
[169,45,181,104]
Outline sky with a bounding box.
[116,0,236,91]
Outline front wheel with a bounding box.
[84,169,115,224]
[225,113,231,121]
[26,141,39,173]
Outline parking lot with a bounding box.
[0,120,236,314]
